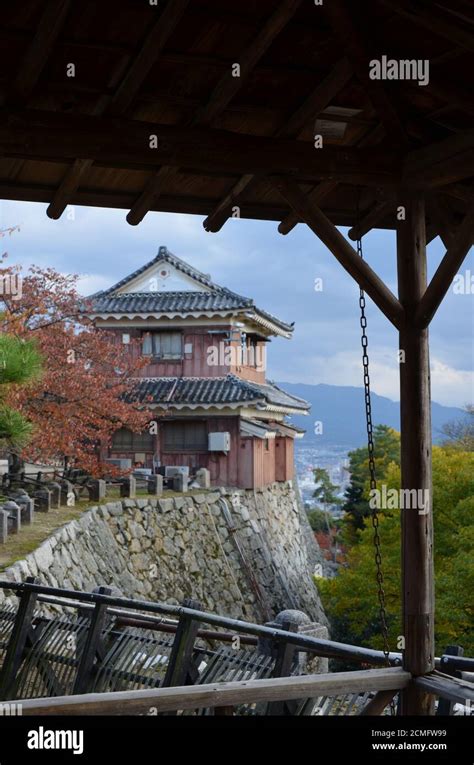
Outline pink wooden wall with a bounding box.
[106,327,266,382]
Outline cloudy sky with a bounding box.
[1,200,472,407]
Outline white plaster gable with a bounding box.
[115,261,213,294]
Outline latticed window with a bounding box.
[112,428,155,451]
[142,332,182,359]
[162,421,207,452]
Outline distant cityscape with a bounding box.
[295,440,351,515]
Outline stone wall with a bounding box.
[0,481,326,626]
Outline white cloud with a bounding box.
[271,348,473,407]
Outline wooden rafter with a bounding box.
[0,108,402,183]
[6,0,72,106]
[203,57,352,232]
[324,0,408,146]
[348,198,394,241]
[416,201,474,328]
[126,0,303,224]
[46,0,190,219]
[272,176,404,328]
[381,0,474,54]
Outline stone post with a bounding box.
[172,474,188,493]
[147,474,163,496]
[0,509,8,543]
[120,476,136,499]
[48,482,61,509]
[195,468,210,489]
[3,501,21,534]
[88,479,107,502]
[34,489,51,512]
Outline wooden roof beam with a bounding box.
[404,129,474,188]
[278,124,387,235]
[416,201,474,328]
[324,0,409,147]
[203,57,352,232]
[272,176,404,328]
[46,0,190,219]
[0,108,401,184]
[127,0,303,224]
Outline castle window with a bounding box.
[142,331,182,359]
[162,421,207,452]
[112,427,155,451]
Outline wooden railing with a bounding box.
[0,580,473,716]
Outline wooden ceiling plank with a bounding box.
[127,0,303,224]
[324,0,408,146]
[203,57,352,232]
[272,176,404,328]
[416,201,474,327]
[47,0,190,219]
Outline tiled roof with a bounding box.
[127,374,309,413]
[88,246,294,335]
[90,291,252,314]
[98,246,220,295]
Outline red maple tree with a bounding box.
[0,258,149,475]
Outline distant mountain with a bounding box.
[277,382,468,449]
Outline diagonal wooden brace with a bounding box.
[272,176,404,328]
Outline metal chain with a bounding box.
[356,231,393,673]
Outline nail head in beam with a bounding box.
[273,177,404,328]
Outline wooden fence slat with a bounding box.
[0,576,38,699]
[162,598,201,689]
[73,586,111,694]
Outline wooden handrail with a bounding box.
[14,667,410,716]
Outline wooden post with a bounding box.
[266,619,299,715]
[73,585,111,694]
[397,193,435,715]
[163,598,201,689]
[0,576,38,699]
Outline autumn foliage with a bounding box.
[0,258,149,474]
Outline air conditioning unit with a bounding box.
[208,432,231,452]
[156,466,190,478]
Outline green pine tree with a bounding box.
[0,334,42,450]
